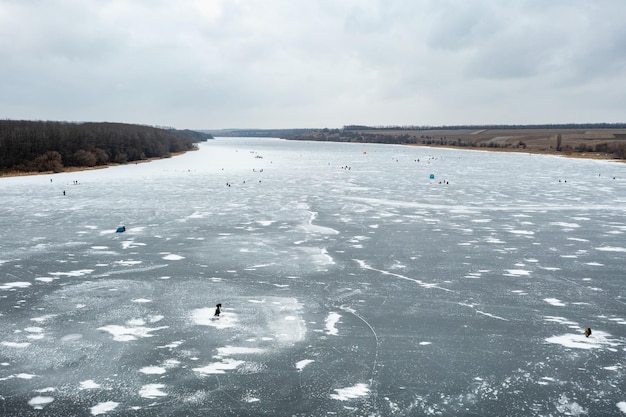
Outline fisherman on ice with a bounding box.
[214,303,222,317]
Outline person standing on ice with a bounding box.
[214,303,222,317]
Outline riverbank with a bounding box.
[0,150,192,178]
[284,126,626,162]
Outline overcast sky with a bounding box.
[1,0,625,129]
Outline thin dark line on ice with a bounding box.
[340,305,380,407]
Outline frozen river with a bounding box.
[1,137,625,416]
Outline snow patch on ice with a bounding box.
[193,358,245,375]
[325,312,341,335]
[216,346,265,357]
[162,253,185,260]
[80,380,101,390]
[30,314,56,323]
[244,396,261,403]
[1,341,30,348]
[28,396,54,409]
[596,246,626,253]
[539,266,561,271]
[546,330,617,350]
[256,220,275,226]
[24,326,43,333]
[139,383,167,399]
[158,340,184,349]
[121,240,145,249]
[139,366,166,375]
[504,269,531,276]
[550,222,580,228]
[544,298,566,307]
[508,230,534,235]
[61,333,83,343]
[90,401,119,415]
[330,383,370,401]
[191,308,237,329]
[98,322,168,342]
[0,281,31,290]
[49,269,94,277]
[115,260,142,266]
[555,394,586,416]
[296,359,315,371]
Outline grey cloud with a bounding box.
[0,0,625,128]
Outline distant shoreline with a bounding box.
[408,143,626,163]
[283,125,626,162]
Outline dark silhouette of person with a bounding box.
[584,328,592,338]
[214,303,222,317]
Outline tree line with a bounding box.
[343,123,626,131]
[0,120,212,174]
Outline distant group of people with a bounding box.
[55,178,79,195]
[226,178,262,187]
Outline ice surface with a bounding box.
[0,137,625,416]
